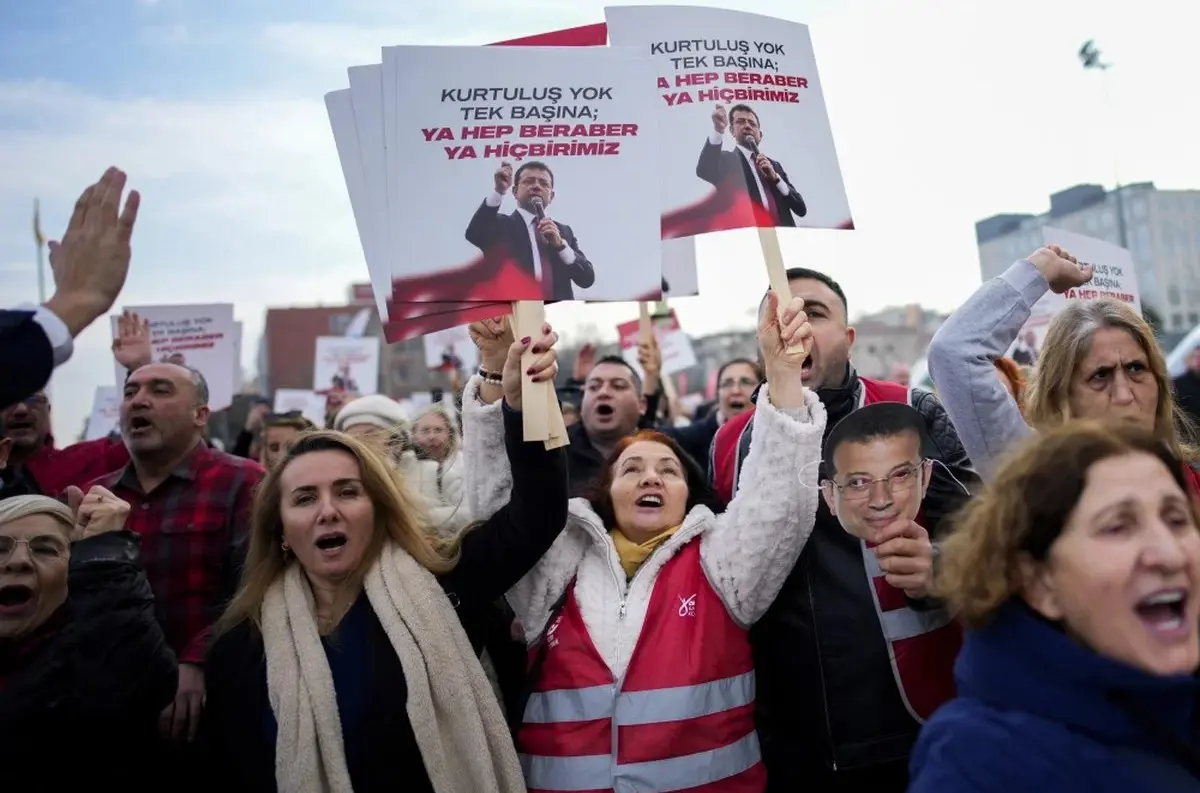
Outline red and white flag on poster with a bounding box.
[617,309,697,380]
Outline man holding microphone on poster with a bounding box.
[697,103,808,226]
[465,160,595,300]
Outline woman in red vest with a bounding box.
[462,296,825,793]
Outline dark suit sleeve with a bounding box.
[696,139,727,187]
[439,406,568,610]
[0,309,54,409]
[770,160,808,219]
[557,223,595,289]
[464,199,505,252]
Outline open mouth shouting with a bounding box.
[800,353,814,379]
[127,415,154,435]
[0,584,35,616]
[314,532,349,557]
[635,493,664,511]
[1135,588,1189,638]
[594,403,616,422]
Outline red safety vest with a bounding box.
[856,379,962,721]
[517,540,766,793]
[711,378,960,723]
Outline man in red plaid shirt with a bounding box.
[87,361,264,746]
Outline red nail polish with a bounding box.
[526,366,536,375]
[521,336,531,345]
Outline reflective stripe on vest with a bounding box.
[863,549,953,641]
[518,541,763,792]
[524,670,755,725]
[522,731,761,792]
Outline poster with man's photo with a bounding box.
[605,5,853,237]
[380,44,664,305]
[313,336,381,396]
[1009,226,1143,362]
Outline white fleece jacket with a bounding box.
[461,376,825,678]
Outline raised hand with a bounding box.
[468,317,514,373]
[712,104,728,135]
[112,309,152,370]
[45,167,141,337]
[758,292,814,410]
[573,342,597,381]
[494,161,514,193]
[1029,244,1093,294]
[503,322,558,411]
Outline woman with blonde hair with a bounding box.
[200,325,568,793]
[909,422,1200,791]
[463,296,825,792]
[928,244,1199,494]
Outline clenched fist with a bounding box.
[65,485,131,541]
[1029,244,1093,294]
[712,104,728,135]
[494,161,513,193]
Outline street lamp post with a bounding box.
[1078,40,1129,249]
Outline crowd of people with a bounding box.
[3,167,1200,792]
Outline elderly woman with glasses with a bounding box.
[0,487,177,790]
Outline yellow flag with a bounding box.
[33,198,45,247]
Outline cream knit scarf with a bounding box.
[260,540,527,793]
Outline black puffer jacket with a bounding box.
[0,531,178,791]
[717,367,978,790]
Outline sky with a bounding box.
[2,0,1198,439]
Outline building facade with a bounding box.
[976,182,1200,334]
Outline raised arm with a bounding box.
[440,320,569,610]
[702,293,825,625]
[926,246,1093,480]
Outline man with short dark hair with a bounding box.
[465,159,595,299]
[562,355,647,495]
[711,267,977,792]
[88,361,264,749]
[697,103,807,226]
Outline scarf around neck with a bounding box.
[260,540,525,793]
[610,524,682,579]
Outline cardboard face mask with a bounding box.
[820,403,934,543]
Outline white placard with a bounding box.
[422,325,481,372]
[617,309,697,379]
[606,5,852,235]
[1011,227,1143,361]
[272,388,327,428]
[313,336,381,395]
[110,303,236,410]
[84,386,121,441]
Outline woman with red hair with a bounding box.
[993,357,1026,411]
[462,296,825,793]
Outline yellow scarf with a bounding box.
[609,525,682,579]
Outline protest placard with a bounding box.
[422,325,481,372]
[273,389,327,428]
[1009,226,1143,362]
[380,44,663,305]
[328,24,631,340]
[85,386,121,441]
[110,303,237,410]
[314,336,381,395]
[617,309,697,380]
[605,5,852,236]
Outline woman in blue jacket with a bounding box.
[910,421,1200,791]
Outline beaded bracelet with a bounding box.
[477,367,503,384]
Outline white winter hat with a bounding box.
[334,394,409,432]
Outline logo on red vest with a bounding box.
[677,593,697,618]
[545,613,563,649]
